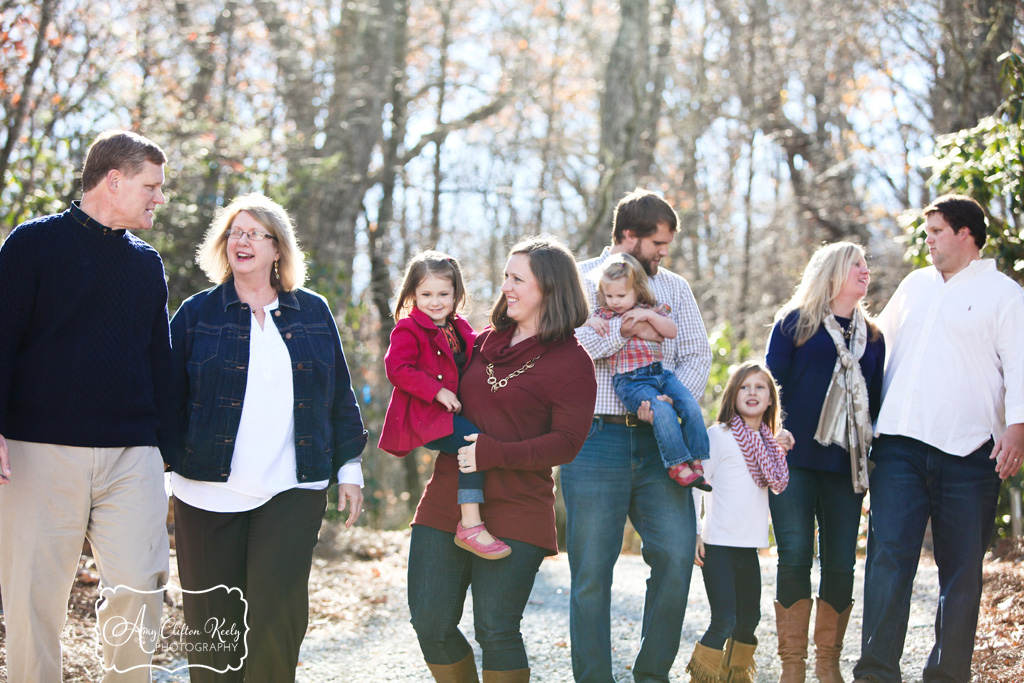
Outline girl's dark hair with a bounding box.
[490,236,590,344]
[394,250,467,322]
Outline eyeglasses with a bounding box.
[227,227,277,241]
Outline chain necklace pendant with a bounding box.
[486,356,540,392]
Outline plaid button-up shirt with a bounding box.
[576,248,712,415]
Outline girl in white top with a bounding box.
[687,360,790,683]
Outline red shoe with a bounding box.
[669,463,712,491]
[455,522,512,560]
[690,461,712,490]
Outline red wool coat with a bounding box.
[378,307,477,456]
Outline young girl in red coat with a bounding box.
[379,251,511,559]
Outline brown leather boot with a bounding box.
[722,639,757,683]
[685,642,724,683]
[426,652,480,682]
[719,639,735,679]
[481,668,530,682]
[775,598,812,683]
[813,598,853,683]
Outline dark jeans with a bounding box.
[562,418,697,682]
[699,545,761,650]
[173,488,327,683]
[407,524,546,671]
[426,414,484,504]
[611,362,710,468]
[768,466,864,610]
[854,436,1001,683]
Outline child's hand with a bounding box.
[621,319,663,342]
[776,429,795,452]
[694,534,705,567]
[457,434,479,473]
[620,308,652,326]
[585,317,610,336]
[435,388,462,413]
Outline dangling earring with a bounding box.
[273,259,280,283]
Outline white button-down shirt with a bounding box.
[575,248,711,415]
[875,260,1024,456]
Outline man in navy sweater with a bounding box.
[0,130,172,681]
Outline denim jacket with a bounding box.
[163,279,367,482]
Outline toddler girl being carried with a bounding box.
[379,251,510,560]
[586,253,711,489]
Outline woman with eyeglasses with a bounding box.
[163,193,367,682]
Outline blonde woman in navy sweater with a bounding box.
[765,242,884,683]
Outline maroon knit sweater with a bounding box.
[413,325,597,554]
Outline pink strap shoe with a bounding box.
[669,463,712,491]
[455,522,512,560]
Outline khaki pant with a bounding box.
[0,440,169,682]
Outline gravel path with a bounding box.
[291,533,941,683]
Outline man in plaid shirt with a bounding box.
[563,189,712,682]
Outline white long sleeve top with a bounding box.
[694,424,771,548]
[874,260,1024,456]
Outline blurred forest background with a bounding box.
[2,0,1022,531]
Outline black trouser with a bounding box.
[699,544,761,649]
[174,488,327,683]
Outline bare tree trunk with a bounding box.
[931,0,1018,135]
[739,136,755,341]
[532,0,568,232]
[368,0,424,506]
[582,0,652,254]
[429,0,453,246]
[0,0,56,186]
[256,0,395,305]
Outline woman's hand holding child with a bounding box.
[457,434,479,472]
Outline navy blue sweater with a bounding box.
[0,203,171,448]
[765,311,885,474]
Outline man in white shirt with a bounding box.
[853,195,1024,683]
[564,189,712,682]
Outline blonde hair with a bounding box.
[490,236,590,344]
[716,360,782,434]
[775,241,878,346]
[196,194,306,292]
[393,250,467,322]
[594,253,656,309]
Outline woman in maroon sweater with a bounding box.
[408,236,597,682]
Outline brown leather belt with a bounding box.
[594,413,644,427]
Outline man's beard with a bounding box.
[631,246,657,276]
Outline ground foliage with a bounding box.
[1,529,1022,681]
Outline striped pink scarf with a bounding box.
[729,415,789,494]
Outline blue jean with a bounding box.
[699,545,761,650]
[562,418,697,682]
[407,524,546,671]
[853,436,1001,683]
[612,362,710,469]
[426,415,485,504]
[768,466,864,610]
